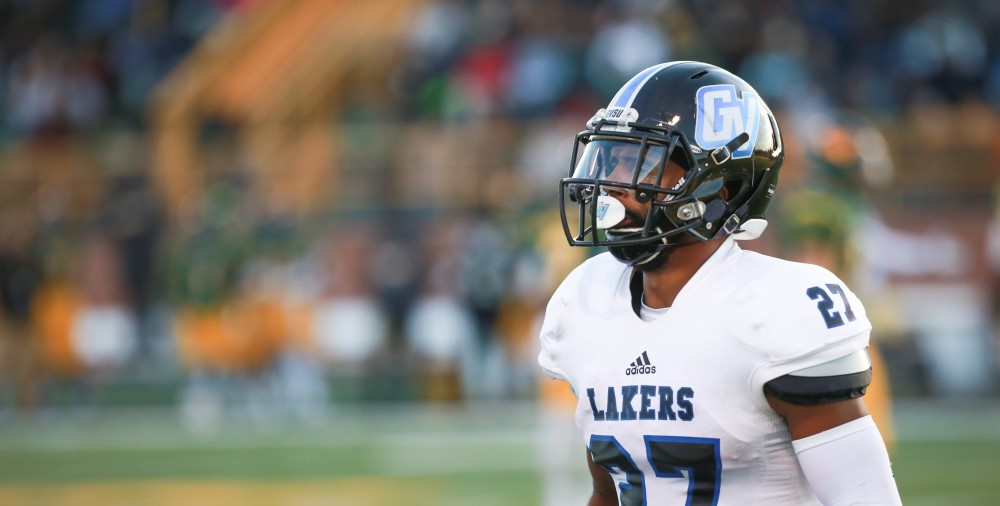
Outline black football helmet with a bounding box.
[560,61,783,268]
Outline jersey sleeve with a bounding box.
[538,285,570,382]
[734,263,873,405]
[537,259,590,383]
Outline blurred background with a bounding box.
[0,0,998,504]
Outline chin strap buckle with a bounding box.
[721,214,741,236]
[710,145,731,166]
[710,132,750,166]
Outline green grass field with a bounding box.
[0,400,996,505]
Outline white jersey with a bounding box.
[538,238,871,505]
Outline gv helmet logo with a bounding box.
[694,84,760,159]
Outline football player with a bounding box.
[538,61,901,505]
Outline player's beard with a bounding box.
[607,236,672,271]
[605,209,697,271]
[605,216,673,271]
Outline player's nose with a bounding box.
[603,187,648,210]
[603,185,632,201]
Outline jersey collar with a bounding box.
[671,236,740,308]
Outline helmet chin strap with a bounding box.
[607,220,706,270]
[607,228,674,270]
[631,243,673,271]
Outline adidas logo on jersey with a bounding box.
[626,351,656,375]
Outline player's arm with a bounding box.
[765,349,902,505]
[765,347,873,438]
[766,394,868,440]
[585,448,619,506]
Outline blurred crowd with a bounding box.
[0,0,999,429]
[395,0,1000,118]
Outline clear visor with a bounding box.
[571,139,670,186]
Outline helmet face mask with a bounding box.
[559,61,783,267]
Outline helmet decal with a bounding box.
[694,84,760,159]
[588,107,640,133]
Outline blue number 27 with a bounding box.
[590,434,721,505]
[807,283,856,329]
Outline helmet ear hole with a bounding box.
[724,178,751,205]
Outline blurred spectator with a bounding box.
[72,235,137,377]
[238,220,329,425]
[404,219,479,401]
[99,174,164,353]
[0,219,43,418]
[104,0,195,124]
[584,2,672,98]
[457,212,514,396]
[897,8,987,104]
[504,34,576,119]
[5,37,108,136]
[737,16,810,107]
[310,230,389,367]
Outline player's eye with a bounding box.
[638,145,666,184]
[605,156,619,175]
